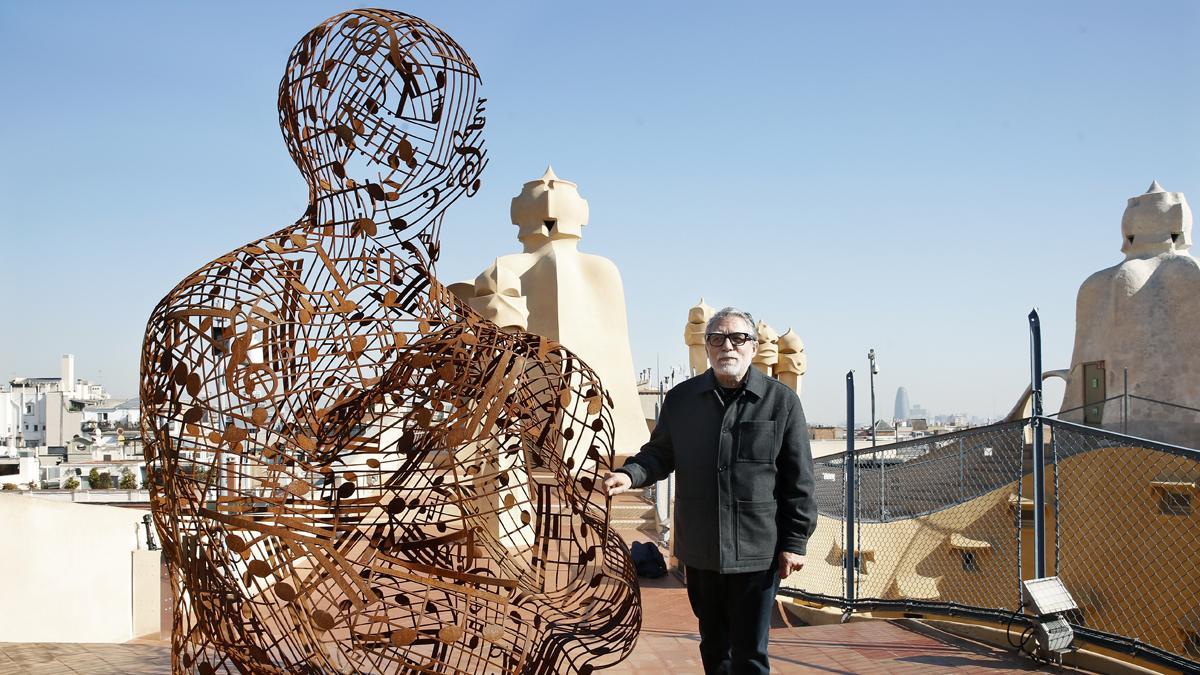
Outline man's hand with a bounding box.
[778,551,806,579]
[601,471,632,496]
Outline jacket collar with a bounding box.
[702,366,767,400]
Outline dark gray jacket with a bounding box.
[617,367,816,573]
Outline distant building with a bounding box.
[872,419,895,438]
[908,403,930,420]
[82,398,141,429]
[1,355,108,454]
[894,387,911,421]
[810,426,843,441]
[0,355,129,487]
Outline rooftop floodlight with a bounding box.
[1021,576,1078,657]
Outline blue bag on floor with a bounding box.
[630,541,667,578]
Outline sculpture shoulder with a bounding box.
[152,232,323,314]
[577,251,621,272]
[1075,262,1121,305]
[574,252,625,286]
[145,235,317,357]
[1078,262,1121,291]
[1155,253,1200,280]
[493,251,537,276]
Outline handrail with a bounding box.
[1128,394,1200,415]
[1043,416,1200,460]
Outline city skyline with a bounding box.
[1,1,1196,426]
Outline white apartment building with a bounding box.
[0,354,108,455]
[82,398,141,429]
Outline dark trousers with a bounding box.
[685,563,780,675]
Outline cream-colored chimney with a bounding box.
[61,354,75,394]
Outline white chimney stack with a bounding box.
[61,354,75,395]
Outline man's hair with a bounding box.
[705,307,758,340]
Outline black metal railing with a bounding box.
[779,310,1200,673]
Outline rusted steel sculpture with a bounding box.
[140,9,640,673]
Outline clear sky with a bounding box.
[1,1,1197,426]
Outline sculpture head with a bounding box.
[278,10,486,252]
[777,328,804,356]
[752,320,780,370]
[1121,181,1192,257]
[687,297,715,325]
[510,166,589,251]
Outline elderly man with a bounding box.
[604,307,816,675]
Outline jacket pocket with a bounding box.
[735,499,777,560]
[736,420,775,463]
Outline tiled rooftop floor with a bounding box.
[606,573,1083,674]
[0,572,1085,674]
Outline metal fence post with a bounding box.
[958,437,964,502]
[1028,309,1047,579]
[844,370,856,617]
[880,457,886,521]
[1123,367,1129,435]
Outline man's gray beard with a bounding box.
[714,362,743,379]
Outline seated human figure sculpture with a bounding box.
[1062,182,1200,444]
[139,10,638,674]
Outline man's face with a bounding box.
[705,316,758,384]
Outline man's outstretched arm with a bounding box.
[603,396,677,495]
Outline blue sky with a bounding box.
[1,1,1197,425]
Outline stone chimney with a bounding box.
[61,354,75,394]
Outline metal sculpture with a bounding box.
[140,9,640,673]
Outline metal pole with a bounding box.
[1028,309,1046,579]
[844,370,856,616]
[868,350,877,448]
[1123,367,1129,435]
[958,437,964,502]
[142,513,159,551]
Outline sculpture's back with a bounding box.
[1063,182,1200,444]
[140,10,639,673]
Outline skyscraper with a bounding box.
[894,386,911,421]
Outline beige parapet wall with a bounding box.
[1053,445,1200,659]
[781,485,1019,612]
[0,494,160,643]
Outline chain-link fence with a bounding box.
[852,422,1026,612]
[777,311,1200,670]
[783,421,1027,622]
[780,416,1200,672]
[1046,418,1200,669]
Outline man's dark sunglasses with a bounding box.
[705,332,756,348]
